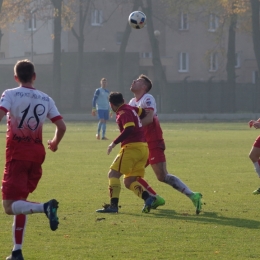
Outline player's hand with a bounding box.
[107,142,116,155]
[92,108,96,116]
[249,120,254,128]
[48,140,58,152]
[249,120,260,129]
[110,110,113,118]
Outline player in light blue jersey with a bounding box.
[91,78,112,140]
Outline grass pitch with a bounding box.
[1,121,260,259]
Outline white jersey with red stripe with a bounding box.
[0,86,62,163]
[129,93,164,147]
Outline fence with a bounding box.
[153,81,260,114]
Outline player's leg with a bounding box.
[101,110,109,140]
[149,146,193,194]
[96,169,121,213]
[2,161,59,224]
[3,198,27,260]
[122,143,158,213]
[150,148,202,214]
[96,110,104,140]
[136,158,157,194]
[124,176,156,213]
[137,176,157,195]
[96,149,124,213]
[136,177,165,209]
[249,138,260,194]
[151,162,202,214]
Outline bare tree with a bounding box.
[250,0,260,75]
[226,2,238,112]
[0,0,3,49]
[118,0,140,96]
[142,0,168,112]
[67,0,90,110]
[51,0,63,108]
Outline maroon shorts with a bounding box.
[2,160,43,200]
[147,146,166,165]
[253,136,260,148]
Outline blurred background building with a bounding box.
[0,0,258,113]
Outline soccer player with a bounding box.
[91,78,112,140]
[129,74,203,214]
[248,119,260,194]
[96,92,163,213]
[1,60,66,260]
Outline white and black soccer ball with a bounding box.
[128,11,146,29]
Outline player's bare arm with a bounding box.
[48,119,66,152]
[141,108,154,126]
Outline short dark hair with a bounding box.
[14,59,35,83]
[139,74,152,92]
[109,92,124,106]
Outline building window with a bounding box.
[116,32,123,44]
[235,52,241,68]
[209,13,219,31]
[91,10,103,26]
[179,12,189,30]
[209,52,218,71]
[178,52,189,72]
[140,52,152,58]
[252,71,258,84]
[27,13,36,31]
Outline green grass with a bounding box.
[1,121,260,259]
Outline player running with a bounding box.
[129,74,202,214]
[1,60,66,260]
[96,92,164,213]
[248,119,260,194]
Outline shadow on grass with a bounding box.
[145,209,260,229]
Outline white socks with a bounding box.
[11,201,44,215]
[254,161,260,177]
[164,173,193,196]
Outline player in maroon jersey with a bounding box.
[96,92,163,213]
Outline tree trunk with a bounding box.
[0,0,4,50]
[51,0,62,109]
[0,29,3,50]
[0,0,3,12]
[251,0,260,73]
[118,0,140,96]
[73,0,86,110]
[250,0,260,112]
[226,5,237,113]
[143,0,167,113]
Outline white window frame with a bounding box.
[178,52,189,72]
[27,13,36,31]
[179,12,189,30]
[252,71,258,84]
[91,10,103,26]
[140,52,152,58]
[208,13,219,32]
[209,52,218,72]
[235,52,241,68]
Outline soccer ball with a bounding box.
[128,11,146,29]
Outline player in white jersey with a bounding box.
[129,74,202,214]
[1,60,66,260]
